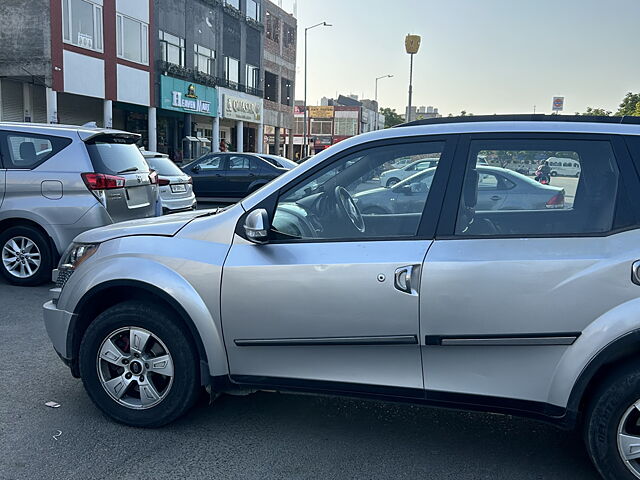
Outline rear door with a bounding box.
[85,135,157,222]
[225,155,261,197]
[420,133,640,407]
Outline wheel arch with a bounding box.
[69,279,219,386]
[0,216,58,257]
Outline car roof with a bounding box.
[396,114,640,129]
[0,122,139,141]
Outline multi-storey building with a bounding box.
[262,0,296,158]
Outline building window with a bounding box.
[247,0,260,21]
[159,31,185,67]
[246,64,259,90]
[294,117,305,135]
[280,78,292,106]
[283,23,295,49]
[265,11,280,43]
[225,56,240,86]
[264,71,278,102]
[334,117,358,136]
[116,14,148,65]
[225,0,240,9]
[194,44,215,75]
[62,0,103,52]
[311,119,333,135]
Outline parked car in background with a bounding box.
[546,157,581,177]
[379,158,440,187]
[357,165,565,214]
[182,152,288,201]
[257,153,298,170]
[0,122,158,286]
[142,151,196,214]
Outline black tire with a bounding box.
[575,172,581,178]
[79,301,200,428]
[0,225,53,286]
[550,171,558,177]
[584,362,640,480]
[386,178,400,188]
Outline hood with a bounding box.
[74,209,218,243]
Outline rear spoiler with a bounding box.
[78,130,141,144]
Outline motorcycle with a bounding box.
[534,167,551,185]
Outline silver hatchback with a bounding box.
[43,115,640,480]
[0,122,158,285]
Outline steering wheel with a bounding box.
[334,186,365,234]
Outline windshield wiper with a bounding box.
[116,167,139,174]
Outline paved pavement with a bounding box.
[0,278,601,480]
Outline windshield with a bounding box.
[146,157,183,176]
[86,138,149,175]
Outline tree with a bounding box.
[616,92,640,116]
[579,107,612,116]
[380,108,404,128]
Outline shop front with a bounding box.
[217,87,263,153]
[159,76,218,163]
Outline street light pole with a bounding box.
[405,34,421,123]
[374,74,393,130]
[304,21,331,157]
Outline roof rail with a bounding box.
[395,114,640,128]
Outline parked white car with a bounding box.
[379,158,440,187]
[546,157,581,177]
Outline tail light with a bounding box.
[158,178,170,186]
[187,177,193,185]
[149,170,158,185]
[81,172,125,190]
[546,191,565,209]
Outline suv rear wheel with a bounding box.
[0,225,52,286]
[79,301,200,427]
[585,362,640,479]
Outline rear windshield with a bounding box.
[146,157,183,176]
[86,138,149,175]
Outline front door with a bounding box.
[420,134,640,406]
[188,154,227,197]
[221,137,455,395]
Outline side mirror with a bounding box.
[192,164,201,173]
[244,209,270,244]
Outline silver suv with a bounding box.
[0,123,158,285]
[43,116,640,480]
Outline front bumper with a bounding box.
[43,299,76,361]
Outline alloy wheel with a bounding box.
[96,327,174,410]
[1,236,41,278]
[617,401,640,479]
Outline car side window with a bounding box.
[272,141,445,241]
[198,155,222,170]
[248,157,262,171]
[1,133,70,169]
[455,138,623,236]
[229,156,250,170]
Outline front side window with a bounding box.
[159,31,185,67]
[272,141,445,240]
[117,14,148,65]
[455,138,623,236]
[194,44,215,75]
[62,0,103,52]
[3,134,71,169]
[197,155,222,170]
[225,57,240,85]
[246,64,259,90]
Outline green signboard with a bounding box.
[160,76,218,117]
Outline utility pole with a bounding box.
[405,34,421,122]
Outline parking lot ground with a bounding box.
[0,278,601,480]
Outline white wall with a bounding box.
[116,0,149,23]
[63,50,105,99]
[117,64,150,106]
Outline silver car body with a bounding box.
[142,151,196,214]
[44,119,640,427]
[379,158,439,186]
[0,122,157,255]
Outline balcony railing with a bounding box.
[158,61,193,81]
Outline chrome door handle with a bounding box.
[632,260,640,286]
[394,265,418,295]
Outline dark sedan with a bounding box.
[182,152,290,200]
[354,165,565,214]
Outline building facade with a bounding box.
[262,0,296,158]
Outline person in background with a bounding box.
[219,139,227,152]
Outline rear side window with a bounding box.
[146,156,183,176]
[1,132,71,169]
[455,138,623,236]
[85,137,149,175]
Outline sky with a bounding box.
[276,0,640,116]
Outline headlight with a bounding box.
[59,243,100,270]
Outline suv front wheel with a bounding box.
[585,362,640,479]
[79,301,201,427]
[0,225,52,286]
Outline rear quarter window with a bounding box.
[85,136,149,175]
[0,131,71,169]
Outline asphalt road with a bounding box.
[0,278,601,480]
